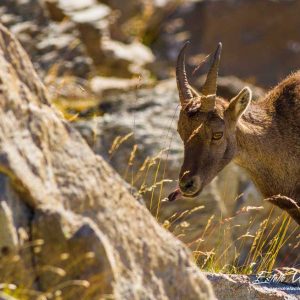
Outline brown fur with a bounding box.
[176,72,300,224]
[235,72,300,200]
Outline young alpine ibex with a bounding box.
[168,42,300,225]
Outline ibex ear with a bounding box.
[226,87,252,121]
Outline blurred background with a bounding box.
[1,0,299,271]
[2,0,300,85]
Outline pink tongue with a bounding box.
[168,188,181,202]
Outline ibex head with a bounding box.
[175,42,252,198]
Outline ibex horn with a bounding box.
[176,41,193,105]
[201,42,222,96]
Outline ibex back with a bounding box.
[169,42,300,225]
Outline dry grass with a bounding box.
[0,240,115,300]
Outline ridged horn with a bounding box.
[176,41,193,105]
[201,42,222,96]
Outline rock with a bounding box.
[57,0,98,12]
[70,5,111,23]
[0,0,93,78]
[0,24,215,299]
[206,273,300,300]
[55,1,112,65]
[0,0,166,81]
[0,0,48,26]
[153,0,300,87]
[90,76,151,97]
[101,39,155,77]
[74,79,187,200]
[0,292,19,300]
[74,78,299,267]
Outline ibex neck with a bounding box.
[236,103,269,157]
[235,100,298,199]
[234,102,276,196]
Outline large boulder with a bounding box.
[0,23,215,299]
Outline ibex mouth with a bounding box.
[167,187,202,201]
[168,188,181,202]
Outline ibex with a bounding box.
[168,42,300,225]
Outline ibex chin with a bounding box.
[168,42,300,225]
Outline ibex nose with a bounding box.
[179,176,201,197]
[179,178,194,191]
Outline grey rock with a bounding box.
[58,0,98,12]
[0,0,92,78]
[206,273,300,300]
[90,76,149,97]
[101,39,155,77]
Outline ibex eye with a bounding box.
[212,132,223,140]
